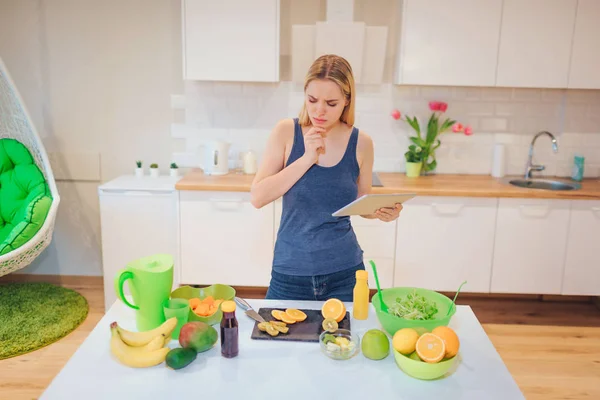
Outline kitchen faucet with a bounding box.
[524,130,558,179]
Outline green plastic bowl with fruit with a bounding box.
[391,325,461,380]
[393,349,458,380]
[319,329,360,361]
[170,284,236,325]
[372,287,456,336]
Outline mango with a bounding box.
[179,321,218,353]
[166,347,197,370]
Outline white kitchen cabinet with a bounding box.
[98,176,181,311]
[182,0,280,82]
[496,0,577,88]
[562,201,600,295]
[491,198,570,294]
[396,0,503,87]
[394,197,498,293]
[568,0,600,89]
[179,191,274,286]
[350,216,397,289]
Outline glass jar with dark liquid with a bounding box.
[220,300,239,358]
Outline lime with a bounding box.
[322,318,338,333]
[361,329,390,360]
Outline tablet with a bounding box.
[332,193,416,217]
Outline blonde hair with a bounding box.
[298,54,356,127]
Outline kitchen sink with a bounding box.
[507,178,581,191]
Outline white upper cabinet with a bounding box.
[568,0,600,89]
[496,0,577,88]
[396,0,503,86]
[182,0,280,82]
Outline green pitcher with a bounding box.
[114,254,174,332]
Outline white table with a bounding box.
[41,299,524,400]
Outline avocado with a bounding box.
[166,347,197,370]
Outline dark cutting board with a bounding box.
[250,307,350,343]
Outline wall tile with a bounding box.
[480,117,508,132]
[512,88,541,101]
[481,88,512,101]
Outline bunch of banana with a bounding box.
[109,317,177,368]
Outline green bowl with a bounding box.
[170,284,236,325]
[372,287,456,336]
[393,348,458,380]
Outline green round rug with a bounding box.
[0,282,89,360]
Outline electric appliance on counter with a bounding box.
[199,140,231,175]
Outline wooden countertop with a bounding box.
[175,169,600,200]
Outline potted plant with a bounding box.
[135,160,143,178]
[150,163,159,178]
[392,102,473,175]
[170,162,179,177]
[404,145,423,178]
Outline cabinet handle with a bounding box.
[210,198,244,211]
[431,203,464,216]
[519,204,550,218]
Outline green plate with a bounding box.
[170,284,236,325]
[372,287,456,336]
[393,348,458,380]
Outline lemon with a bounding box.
[392,328,419,355]
[322,318,338,333]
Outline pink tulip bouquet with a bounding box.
[391,101,473,176]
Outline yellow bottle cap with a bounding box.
[356,270,368,280]
[221,300,236,313]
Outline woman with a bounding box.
[250,54,402,301]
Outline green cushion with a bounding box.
[0,139,52,256]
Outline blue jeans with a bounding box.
[265,262,366,302]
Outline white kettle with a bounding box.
[198,140,230,175]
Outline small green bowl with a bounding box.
[170,284,236,325]
[393,348,458,380]
[372,287,456,336]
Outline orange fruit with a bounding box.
[432,326,460,358]
[321,298,346,323]
[285,308,307,322]
[415,333,446,363]
[278,313,296,324]
[271,310,286,320]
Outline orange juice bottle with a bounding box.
[353,270,369,320]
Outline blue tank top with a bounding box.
[272,118,364,276]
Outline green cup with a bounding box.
[163,298,190,339]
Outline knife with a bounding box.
[234,296,266,323]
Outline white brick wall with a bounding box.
[173,81,600,178]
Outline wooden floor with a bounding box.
[1,277,600,400]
